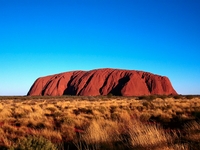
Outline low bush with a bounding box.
[9,136,58,150]
[185,95,195,99]
[138,95,157,101]
[173,95,183,99]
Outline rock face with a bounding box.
[27,68,177,96]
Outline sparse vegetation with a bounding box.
[0,95,200,149]
[9,136,58,150]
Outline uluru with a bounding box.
[27,68,177,96]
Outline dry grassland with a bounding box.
[0,95,200,150]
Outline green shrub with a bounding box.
[9,136,58,150]
[173,95,183,99]
[138,96,146,100]
[107,93,113,98]
[192,111,200,119]
[185,95,195,99]
[158,95,168,100]
[138,95,157,101]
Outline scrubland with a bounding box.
[0,95,200,150]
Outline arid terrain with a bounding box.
[0,95,200,150]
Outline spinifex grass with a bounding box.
[0,95,199,149]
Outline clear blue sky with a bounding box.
[0,0,199,95]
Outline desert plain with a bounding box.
[0,95,200,150]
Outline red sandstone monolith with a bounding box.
[27,68,177,96]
